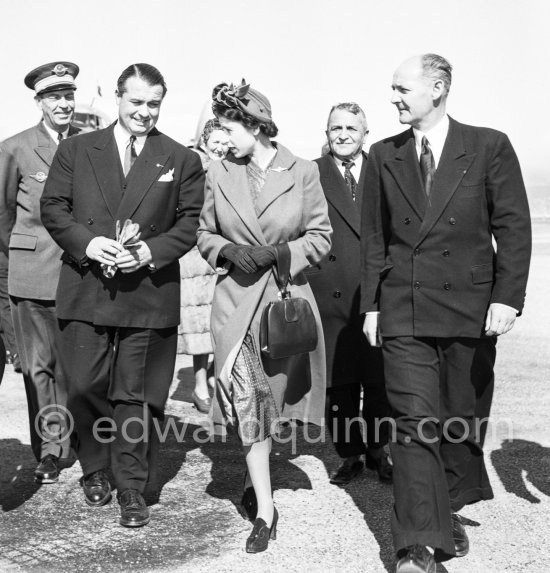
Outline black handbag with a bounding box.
[259,243,318,359]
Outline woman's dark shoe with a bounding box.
[191,390,211,414]
[245,507,278,553]
[238,471,258,521]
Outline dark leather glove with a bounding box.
[248,245,277,269]
[220,244,258,274]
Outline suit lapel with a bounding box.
[87,125,124,219]
[33,123,57,167]
[416,119,476,244]
[354,151,368,216]
[217,158,266,245]
[385,130,426,220]
[318,154,360,237]
[115,129,170,221]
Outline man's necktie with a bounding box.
[57,132,63,144]
[342,160,357,201]
[419,136,435,197]
[123,136,137,176]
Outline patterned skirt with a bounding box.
[231,332,280,445]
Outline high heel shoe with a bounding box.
[245,507,278,553]
[238,471,258,521]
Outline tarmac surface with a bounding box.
[0,221,549,573]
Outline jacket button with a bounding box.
[444,282,451,290]
[442,250,450,257]
[328,254,336,262]
[404,217,411,225]
[449,217,456,225]
[333,290,342,298]
[87,218,94,225]
[150,225,157,232]
[414,281,421,289]
[123,183,127,190]
[414,248,421,256]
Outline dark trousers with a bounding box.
[10,296,70,461]
[382,336,496,556]
[327,349,392,458]
[0,258,17,355]
[56,320,178,493]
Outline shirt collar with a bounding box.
[332,151,363,170]
[413,114,449,167]
[113,120,148,150]
[42,121,69,144]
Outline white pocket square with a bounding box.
[158,168,174,182]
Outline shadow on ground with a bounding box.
[491,438,550,503]
[0,438,41,511]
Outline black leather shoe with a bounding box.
[329,459,364,485]
[396,545,436,573]
[119,489,150,527]
[35,454,59,484]
[365,448,393,483]
[451,513,470,557]
[246,508,278,553]
[82,470,112,507]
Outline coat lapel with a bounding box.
[385,130,426,221]
[87,125,123,219]
[416,118,476,244]
[33,123,57,166]
[115,129,170,221]
[318,154,360,237]
[217,157,266,245]
[255,144,297,218]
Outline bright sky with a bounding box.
[1,0,548,188]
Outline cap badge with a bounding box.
[53,64,69,77]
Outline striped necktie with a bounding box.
[342,160,357,201]
[419,136,435,196]
[123,136,137,176]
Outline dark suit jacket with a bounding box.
[307,152,383,387]
[40,124,205,329]
[0,122,80,299]
[360,117,531,338]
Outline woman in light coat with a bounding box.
[197,80,331,553]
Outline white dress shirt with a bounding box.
[43,122,69,145]
[332,152,363,183]
[412,114,449,169]
[113,121,147,168]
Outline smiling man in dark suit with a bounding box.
[362,54,531,572]
[308,103,392,487]
[0,61,81,484]
[41,63,204,527]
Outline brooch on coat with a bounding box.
[30,171,47,183]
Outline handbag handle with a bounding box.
[273,243,291,297]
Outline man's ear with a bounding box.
[432,78,445,101]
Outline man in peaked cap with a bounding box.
[0,61,81,484]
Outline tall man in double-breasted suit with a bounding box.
[361,54,531,572]
[41,63,204,528]
[0,61,82,484]
[307,103,392,486]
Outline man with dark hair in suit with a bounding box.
[308,103,392,486]
[0,61,81,484]
[41,63,204,527]
[362,54,531,572]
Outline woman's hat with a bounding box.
[212,79,272,122]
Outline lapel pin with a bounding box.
[156,163,164,168]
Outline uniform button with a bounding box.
[87,218,94,225]
[442,250,450,257]
[449,217,456,225]
[414,281,421,289]
[404,217,411,225]
[150,225,157,232]
[328,254,336,262]
[333,290,342,298]
[444,282,451,290]
[404,436,412,444]
[414,248,421,256]
[123,183,127,190]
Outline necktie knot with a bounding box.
[57,132,63,143]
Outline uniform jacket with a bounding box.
[0,122,80,299]
[361,117,532,338]
[307,152,383,387]
[40,123,205,329]
[197,143,332,426]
